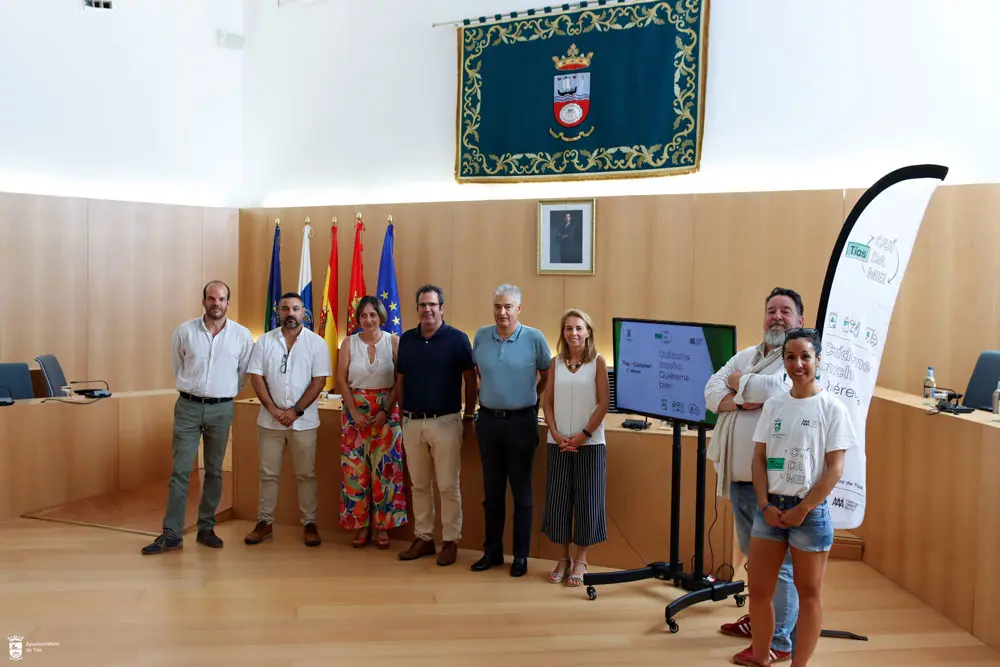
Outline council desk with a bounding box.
[0,389,179,521]
[860,387,1000,652]
[230,398,736,576]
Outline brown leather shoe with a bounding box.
[304,523,321,547]
[398,538,436,561]
[437,541,458,566]
[244,521,272,545]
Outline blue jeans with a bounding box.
[730,481,798,653]
[753,496,834,552]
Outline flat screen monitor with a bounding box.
[612,317,737,428]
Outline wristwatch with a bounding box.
[294,405,305,417]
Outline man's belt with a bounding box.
[403,410,457,420]
[179,391,233,405]
[478,405,535,419]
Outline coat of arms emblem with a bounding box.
[550,44,594,141]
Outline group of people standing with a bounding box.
[143,279,855,666]
[143,280,610,587]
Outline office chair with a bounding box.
[962,350,1000,411]
[0,362,35,400]
[34,354,69,398]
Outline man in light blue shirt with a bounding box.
[471,284,551,577]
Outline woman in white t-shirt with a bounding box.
[336,296,406,549]
[541,309,610,587]
[747,328,858,666]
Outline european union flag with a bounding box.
[376,222,402,335]
[265,223,282,332]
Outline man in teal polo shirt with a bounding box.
[471,284,551,577]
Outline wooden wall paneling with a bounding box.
[202,207,241,324]
[875,184,1000,395]
[87,201,204,392]
[0,194,89,385]
[690,190,844,349]
[237,208,274,336]
[365,202,456,334]
[451,200,566,344]
[562,194,695,361]
[974,428,1000,651]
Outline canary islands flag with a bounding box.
[298,224,313,330]
[376,222,402,335]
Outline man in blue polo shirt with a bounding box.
[471,283,551,577]
[395,284,477,567]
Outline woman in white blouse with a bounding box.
[541,308,610,586]
[336,296,406,549]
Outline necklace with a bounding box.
[566,358,582,371]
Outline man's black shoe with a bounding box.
[141,534,182,555]
[470,553,504,571]
[196,529,223,548]
[510,557,528,577]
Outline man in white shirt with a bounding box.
[142,281,255,555]
[244,292,332,547]
[704,287,804,665]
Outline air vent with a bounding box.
[83,0,113,9]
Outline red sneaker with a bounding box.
[732,645,791,665]
[720,613,752,638]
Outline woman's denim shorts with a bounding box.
[751,494,834,553]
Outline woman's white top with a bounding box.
[546,357,606,445]
[348,332,395,390]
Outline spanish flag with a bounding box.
[346,215,366,335]
[319,221,339,392]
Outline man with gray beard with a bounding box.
[705,287,804,665]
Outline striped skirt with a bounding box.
[541,442,608,547]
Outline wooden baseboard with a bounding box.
[831,529,864,561]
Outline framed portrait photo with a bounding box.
[537,198,596,275]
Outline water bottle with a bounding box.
[923,366,936,399]
[992,380,1000,414]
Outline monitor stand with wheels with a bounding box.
[582,419,746,633]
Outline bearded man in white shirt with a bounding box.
[142,281,255,555]
[705,287,804,666]
[244,292,332,548]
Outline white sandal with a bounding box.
[548,557,572,584]
[567,560,588,587]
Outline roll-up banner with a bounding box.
[815,164,948,529]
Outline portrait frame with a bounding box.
[537,198,596,275]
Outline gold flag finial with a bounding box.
[305,216,311,224]
[388,214,393,224]
[332,216,338,226]
[356,212,362,221]
[275,217,280,227]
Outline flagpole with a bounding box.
[431,0,642,28]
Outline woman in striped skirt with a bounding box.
[541,309,610,586]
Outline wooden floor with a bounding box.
[1,519,997,667]
[19,470,233,536]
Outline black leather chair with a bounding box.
[962,350,1000,411]
[0,362,35,400]
[34,354,68,398]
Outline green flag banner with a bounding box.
[456,0,709,183]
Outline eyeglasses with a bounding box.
[280,353,288,374]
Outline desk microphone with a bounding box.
[70,379,112,399]
[0,385,14,407]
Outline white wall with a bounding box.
[0,0,243,206]
[244,0,1000,207]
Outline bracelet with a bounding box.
[761,503,775,513]
[581,428,593,438]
